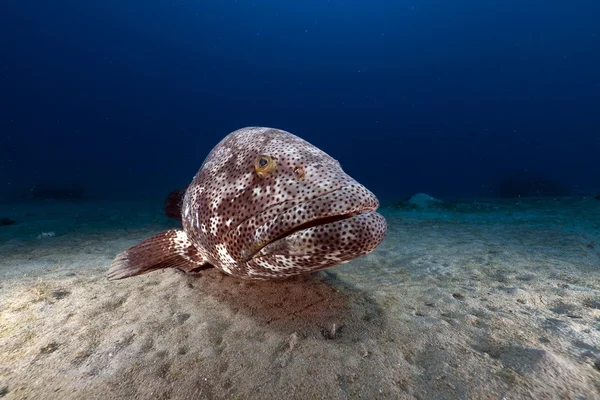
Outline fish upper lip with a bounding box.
[229,186,346,235]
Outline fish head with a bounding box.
[182,127,386,279]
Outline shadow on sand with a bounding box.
[181,269,385,342]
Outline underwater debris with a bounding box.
[4,183,87,202]
[0,217,15,226]
[408,193,442,208]
[497,173,568,198]
[321,323,344,340]
[31,183,85,200]
[174,312,191,324]
[40,342,60,354]
[37,231,56,239]
[51,288,71,300]
[393,193,442,210]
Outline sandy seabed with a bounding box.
[1,197,599,399]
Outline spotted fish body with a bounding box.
[108,127,386,281]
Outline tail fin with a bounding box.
[107,229,210,280]
[164,188,187,220]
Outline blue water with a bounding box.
[1,1,599,202]
[2,4,600,398]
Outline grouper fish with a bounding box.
[107,127,387,280]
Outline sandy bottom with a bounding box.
[1,197,599,399]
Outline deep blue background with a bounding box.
[1,0,599,202]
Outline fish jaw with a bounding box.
[225,183,387,279]
[229,183,381,263]
[242,211,387,279]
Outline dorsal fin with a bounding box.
[164,187,187,220]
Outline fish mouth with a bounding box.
[271,209,374,242]
[240,208,376,262]
[246,207,381,264]
[250,208,387,275]
[238,184,381,262]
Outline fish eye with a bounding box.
[254,154,276,177]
